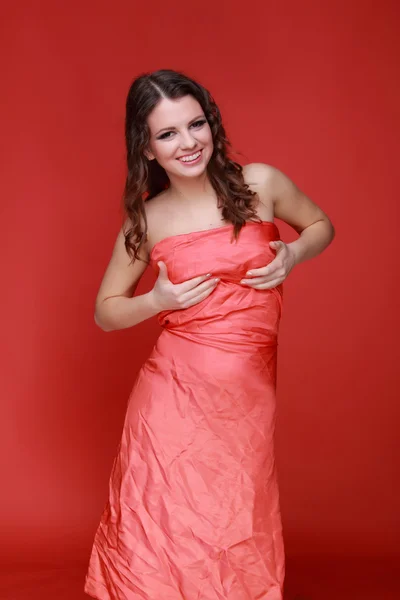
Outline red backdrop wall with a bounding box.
[1,0,399,570]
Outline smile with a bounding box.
[177,150,202,164]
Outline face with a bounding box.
[145,95,214,179]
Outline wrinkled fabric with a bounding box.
[84,221,285,600]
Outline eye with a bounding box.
[156,119,206,141]
[190,119,206,128]
[157,131,174,140]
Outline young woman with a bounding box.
[84,69,335,600]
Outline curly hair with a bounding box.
[122,68,260,262]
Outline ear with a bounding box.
[144,148,155,161]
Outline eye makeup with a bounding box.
[156,119,207,141]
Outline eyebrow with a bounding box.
[155,114,205,136]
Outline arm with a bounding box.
[94,224,159,332]
[94,221,219,332]
[246,163,335,265]
[240,163,335,289]
[270,166,335,265]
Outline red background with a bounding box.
[1,1,399,598]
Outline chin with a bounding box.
[170,160,209,179]
[180,164,208,178]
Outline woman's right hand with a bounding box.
[149,261,220,313]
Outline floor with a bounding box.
[0,556,398,599]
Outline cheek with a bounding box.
[153,141,177,161]
[200,127,213,145]
[203,131,214,155]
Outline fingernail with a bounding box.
[205,273,212,277]
[246,271,253,275]
[214,278,220,283]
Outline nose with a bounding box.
[179,130,197,151]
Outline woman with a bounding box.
[84,69,335,600]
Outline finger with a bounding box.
[181,278,220,303]
[242,266,280,283]
[245,263,278,277]
[245,267,268,277]
[241,274,278,285]
[241,276,270,285]
[182,280,219,308]
[242,279,283,290]
[269,240,283,250]
[246,255,284,276]
[177,272,213,293]
[157,261,170,281]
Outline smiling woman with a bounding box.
[84,68,334,600]
[146,101,213,176]
[120,72,266,264]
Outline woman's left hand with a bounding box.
[240,240,296,289]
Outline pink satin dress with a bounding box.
[84,220,285,600]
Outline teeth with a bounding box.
[179,151,201,162]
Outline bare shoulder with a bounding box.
[142,189,175,248]
[244,162,333,234]
[242,162,277,185]
[243,161,302,205]
[144,189,170,214]
[242,163,279,220]
[242,162,286,193]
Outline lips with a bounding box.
[177,149,202,160]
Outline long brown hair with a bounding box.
[122,69,260,262]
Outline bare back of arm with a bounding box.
[94,220,158,331]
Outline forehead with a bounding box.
[147,95,203,131]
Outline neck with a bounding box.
[167,171,216,204]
